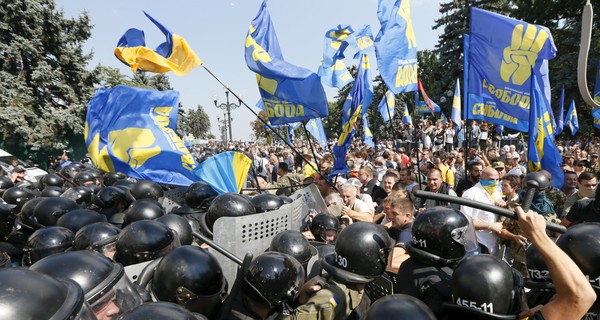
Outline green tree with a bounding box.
[181,105,211,139]
[0,0,96,156]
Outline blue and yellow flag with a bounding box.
[245,0,328,126]
[414,90,440,114]
[451,78,462,130]
[565,99,579,136]
[402,104,412,125]
[593,60,600,129]
[352,24,375,58]
[85,85,199,186]
[317,25,354,89]
[114,12,202,76]
[191,152,252,194]
[183,130,191,149]
[363,114,375,147]
[556,85,564,135]
[330,54,374,177]
[305,118,328,149]
[440,113,448,125]
[374,0,418,94]
[467,8,556,132]
[528,74,563,189]
[377,90,396,122]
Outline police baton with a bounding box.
[413,190,567,234]
[215,252,253,320]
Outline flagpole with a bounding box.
[200,65,336,191]
[302,121,321,172]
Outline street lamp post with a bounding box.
[213,90,242,143]
[217,116,228,144]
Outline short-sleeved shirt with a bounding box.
[565,199,600,223]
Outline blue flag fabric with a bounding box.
[463,34,470,120]
[183,130,191,149]
[363,114,375,147]
[352,24,375,59]
[331,54,374,177]
[466,8,556,132]
[440,113,448,125]
[192,152,252,194]
[495,124,504,135]
[402,104,412,125]
[374,0,419,94]
[377,90,396,122]
[556,85,564,135]
[451,78,462,129]
[85,85,199,186]
[305,118,328,149]
[245,0,328,125]
[565,99,579,136]
[414,91,440,114]
[527,74,563,189]
[593,60,600,129]
[317,25,354,89]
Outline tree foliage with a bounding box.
[180,104,211,139]
[0,0,96,154]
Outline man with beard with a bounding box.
[414,168,460,212]
[455,161,483,197]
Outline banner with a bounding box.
[565,99,579,136]
[245,0,329,125]
[317,25,354,88]
[466,8,556,132]
[377,90,396,122]
[374,0,419,93]
[85,85,198,185]
[414,90,440,114]
[192,152,252,194]
[527,75,563,189]
[305,118,328,149]
[115,12,202,75]
[451,78,462,129]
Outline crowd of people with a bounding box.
[0,118,599,319]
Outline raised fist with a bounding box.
[500,24,549,85]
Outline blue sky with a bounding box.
[56,0,442,141]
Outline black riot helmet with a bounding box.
[269,230,314,266]
[310,213,340,243]
[243,252,305,309]
[279,195,293,204]
[102,172,124,186]
[56,209,108,233]
[185,182,218,210]
[0,176,14,192]
[41,186,64,197]
[74,171,96,186]
[122,198,165,227]
[556,223,600,293]
[30,251,143,318]
[366,294,437,320]
[118,302,208,320]
[30,196,79,227]
[60,164,82,179]
[74,222,120,258]
[407,206,473,266]
[206,193,256,231]
[61,186,94,204]
[2,186,35,210]
[115,220,180,266]
[444,254,523,319]
[92,186,128,209]
[0,268,96,320]
[152,246,228,318]
[0,203,14,237]
[22,226,75,266]
[17,197,46,231]
[524,244,552,289]
[40,173,64,189]
[321,221,392,284]
[157,214,193,245]
[125,180,164,202]
[251,194,284,213]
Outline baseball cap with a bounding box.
[492,161,505,169]
[346,178,362,188]
[511,152,520,160]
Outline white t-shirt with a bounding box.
[352,198,371,214]
[461,183,501,254]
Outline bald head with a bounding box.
[481,167,499,180]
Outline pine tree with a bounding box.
[0,0,96,154]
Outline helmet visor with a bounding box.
[74,302,97,320]
[90,274,143,318]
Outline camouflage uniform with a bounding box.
[273,173,304,196]
[501,199,527,277]
[283,279,368,320]
[544,186,567,219]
